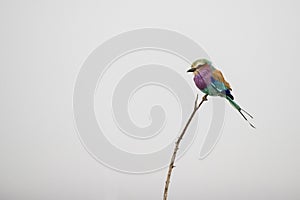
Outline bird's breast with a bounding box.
[193,67,212,90]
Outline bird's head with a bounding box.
[187,58,211,73]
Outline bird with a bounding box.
[187,58,255,128]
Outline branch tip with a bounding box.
[194,94,199,109]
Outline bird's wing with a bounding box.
[212,69,232,91]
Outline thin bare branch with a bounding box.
[163,94,208,200]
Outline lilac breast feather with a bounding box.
[193,66,212,90]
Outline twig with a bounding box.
[163,94,208,200]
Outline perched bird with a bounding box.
[187,58,255,128]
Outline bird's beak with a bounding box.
[187,68,196,72]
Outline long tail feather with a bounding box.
[226,96,256,129]
[241,108,253,119]
[238,109,256,128]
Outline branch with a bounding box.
[163,94,208,200]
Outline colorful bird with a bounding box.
[187,58,255,128]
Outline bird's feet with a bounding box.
[202,94,208,101]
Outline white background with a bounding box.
[0,0,299,199]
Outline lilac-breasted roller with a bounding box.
[187,58,255,128]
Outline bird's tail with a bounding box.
[226,96,256,128]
